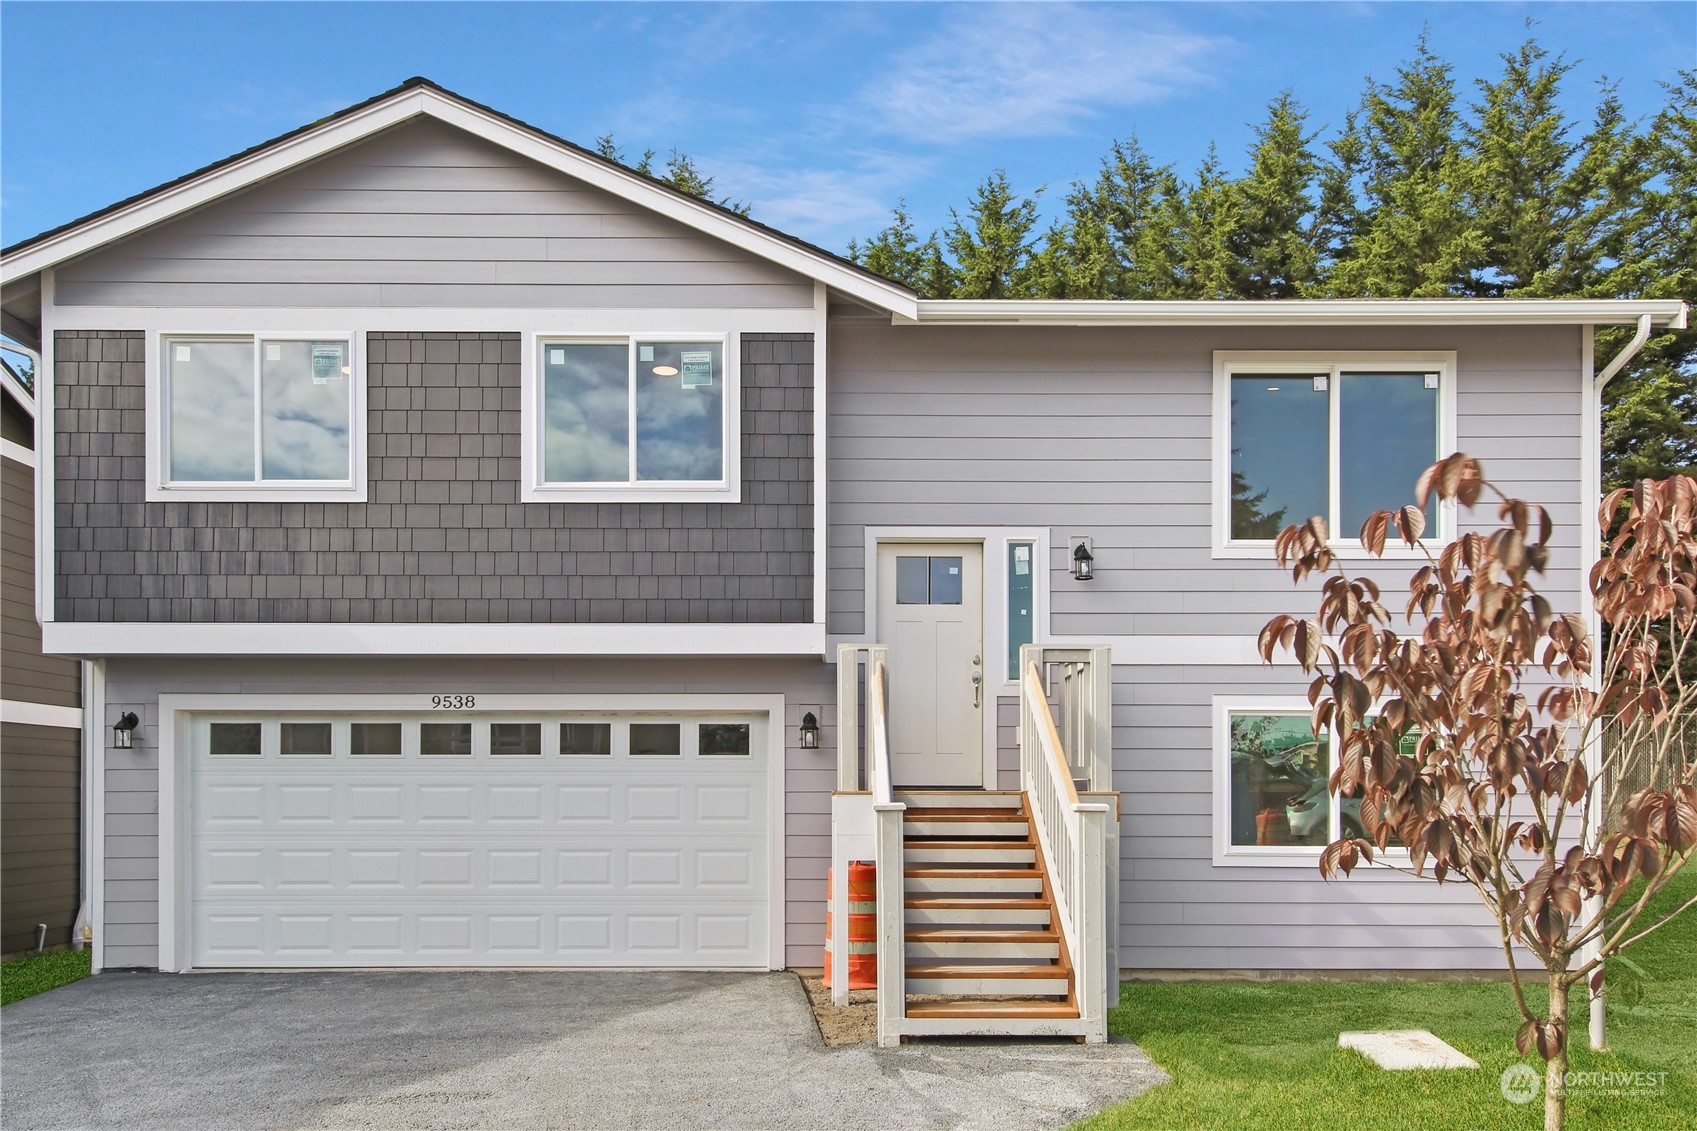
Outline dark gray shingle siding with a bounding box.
[54,330,813,623]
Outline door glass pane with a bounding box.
[1007,542,1034,680]
[635,340,723,481]
[1227,713,1330,848]
[208,722,261,756]
[279,722,332,756]
[560,722,611,755]
[1230,375,1327,539]
[490,722,541,756]
[420,722,472,756]
[630,722,681,756]
[929,557,963,604]
[260,340,351,480]
[699,722,751,756]
[168,340,254,481]
[350,722,402,756]
[895,556,930,604]
[544,343,628,482]
[1339,373,1438,534]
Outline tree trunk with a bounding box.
[1546,977,1570,1131]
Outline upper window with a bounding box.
[525,334,737,502]
[151,333,362,500]
[1213,352,1454,553]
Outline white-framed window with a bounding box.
[1212,351,1456,556]
[1212,696,1413,866]
[147,331,364,501]
[521,332,739,502]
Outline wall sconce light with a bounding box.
[1071,541,1095,582]
[799,712,820,749]
[112,711,140,750]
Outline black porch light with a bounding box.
[1071,541,1095,582]
[799,712,820,750]
[112,711,140,750]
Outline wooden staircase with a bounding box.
[896,790,1082,1029]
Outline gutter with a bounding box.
[899,297,1691,328]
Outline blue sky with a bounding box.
[3,2,1693,255]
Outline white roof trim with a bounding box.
[0,360,35,419]
[903,298,1690,327]
[0,87,919,319]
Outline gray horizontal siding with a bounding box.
[98,655,836,970]
[1,722,81,954]
[54,118,814,310]
[54,331,813,624]
[827,322,1585,638]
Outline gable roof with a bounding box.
[0,77,920,318]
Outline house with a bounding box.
[2,350,88,956]
[1,79,1685,1044]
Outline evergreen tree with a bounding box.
[592,135,749,216]
[1230,92,1322,298]
[1096,138,1185,298]
[1322,35,1483,296]
[943,171,1043,299]
[847,203,937,292]
[1173,146,1241,299]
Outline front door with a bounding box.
[876,543,984,787]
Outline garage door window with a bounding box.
[350,722,403,756]
[560,723,611,756]
[491,723,542,756]
[631,723,681,756]
[209,722,261,756]
[421,722,473,756]
[700,723,751,756]
[280,722,332,757]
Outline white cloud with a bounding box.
[709,149,942,250]
[860,3,1229,142]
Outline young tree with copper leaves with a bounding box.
[1258,455,1696,1131]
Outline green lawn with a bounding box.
[1,948,91,1007]
[1078,868,1697,1131]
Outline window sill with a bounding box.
[1211,542,1437,563]
[521,484,741,504]
[1213,848,1413,868]
[146,484,366,503]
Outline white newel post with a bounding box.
[835,644,860,793]
[1077,802,1110,1042]
[1087,646,1113,791]
[874,802,906,1047]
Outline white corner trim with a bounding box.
[0,698,85,729]
[908,298,1690,327]
[2,86,919,319]
[1,437,34,467]
[84,660,105,974]
[154,690,788,973]
[42,620,826,658]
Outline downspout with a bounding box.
[1582,311,1660,1051]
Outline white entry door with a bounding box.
[876,543,984,787]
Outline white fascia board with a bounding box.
[1,88,919,320]
[43,621,825,658]
[905,298,1690,327]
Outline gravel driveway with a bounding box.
[0,970,1167,1130]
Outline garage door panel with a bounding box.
[192,712,769,968]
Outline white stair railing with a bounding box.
[1019,648,1113,1043]
[865,654,908,1047]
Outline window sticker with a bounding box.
[265,342,283,362]
[175,344,192,363]
[310,342,346,384]
[1014,544,1031,575]
[638,345,655,362]
[548,347,566,366]
[680,349,714,388]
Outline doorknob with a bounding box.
[971,669,982,708]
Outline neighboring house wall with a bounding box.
[52,118,815,311]
[97,656,837,970]
[52,330,813,623]
[2,394,82,954]
[829,318,1585,968]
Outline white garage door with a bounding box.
[190,712,769,968]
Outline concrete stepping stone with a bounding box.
[1339,1029,1479,1069]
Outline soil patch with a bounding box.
[798,974,877,1046]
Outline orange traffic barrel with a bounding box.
[823,861,876,990]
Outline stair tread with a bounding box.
[906,929,1061,942]
[905,1000,1080,1019]
[905,809,1029,819]
[906,963,1070,978]
[905,867,1042,877]
[905,840,1037,849]
[905,896,1052,908]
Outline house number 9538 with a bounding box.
[431,695,476,709]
